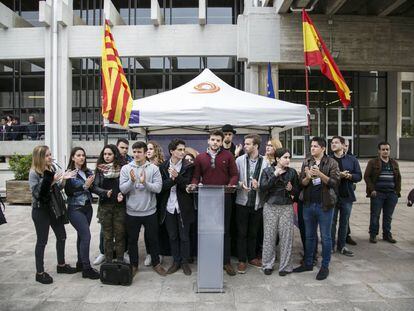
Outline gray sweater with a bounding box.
[119,161,162,217]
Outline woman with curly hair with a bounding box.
[144,140,169,266]
[147,140,165,166]
[93,144,126,263]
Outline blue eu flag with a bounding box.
[267,62,275,98]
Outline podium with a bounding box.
[189,185,236,293]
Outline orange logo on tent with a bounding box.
[193,82,220,94]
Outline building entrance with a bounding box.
[278,70,387,158]
[289,107,354,158]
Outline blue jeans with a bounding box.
[331,200,353,250]
[369,191,398,237]
[303,203,334,268]
[68,205,93,269]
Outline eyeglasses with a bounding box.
[266,144,273,147]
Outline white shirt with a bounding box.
[166,159,183,214]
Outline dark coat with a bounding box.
[330,154,362,202]
[158,159,195,225]
[93,169,124,205]
[364,157,401,197]
[299,155,340,210]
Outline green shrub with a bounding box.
[9,154,32,180]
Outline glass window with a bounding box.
[402,91,411,117]
[207,0,241,24]
[171,0,198,25]
[358,73,386,108]
[401,81,413,138]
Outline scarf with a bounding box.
[97,163,120,179]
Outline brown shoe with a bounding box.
[249,258,262,268]
[153,264,167,276]
[132,266,138,277]
[167,263,180,275]
[182,263,192,276]
[224,263,236,276]
[237,262,247,274]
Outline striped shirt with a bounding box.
[375,160,395,193]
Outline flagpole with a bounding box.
[303,9,311,157]
[102,17,108,147]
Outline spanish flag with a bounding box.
[101,19,133,128]
[302,10,351,108]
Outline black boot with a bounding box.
[57,264,77,274]
[82,267,100,279]
[383,234,397,244]
[316,267,329,280]
[36,272,53,284]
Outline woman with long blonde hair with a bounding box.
[265,138,283,165]
[29,145,77,284]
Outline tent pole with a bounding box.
[145,128,149,143]
[104,125,108,146]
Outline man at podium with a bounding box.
[190,130,239,276]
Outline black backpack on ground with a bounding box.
[100,262,132,286]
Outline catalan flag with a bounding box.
[101,19,133,127]
[302,10,351,108]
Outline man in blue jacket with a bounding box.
[330,136,362,256]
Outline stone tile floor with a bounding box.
[0,201,413,311]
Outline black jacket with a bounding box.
[259,166,300,206]
[93,170,124,205]
[158,159,195,225]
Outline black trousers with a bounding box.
[223,194,233,264]
[126,213,160,267]
[32,208,66,273]
[235,204,262,262]
[165,211,191,264]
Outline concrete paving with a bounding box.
[0,199,413,311]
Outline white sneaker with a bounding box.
[93,253,105,265]
[144,254,152,266]
[123,252,130,264]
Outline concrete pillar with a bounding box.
[387,71,400,158]
[44,0,73,167]
[244,63,259,94]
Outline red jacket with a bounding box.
[191,149,238,186]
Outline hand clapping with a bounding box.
[84,175,95,189]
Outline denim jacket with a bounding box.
[64,169,94,206]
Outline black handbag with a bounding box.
[50,184,69,224]
[100,262,133,286]
[0,195,6,225]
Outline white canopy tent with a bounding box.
[105,69,308,135]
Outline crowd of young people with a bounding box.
[29,125,402,284]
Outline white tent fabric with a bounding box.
[106,69,307,133]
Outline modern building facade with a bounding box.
[0,0,413,165]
